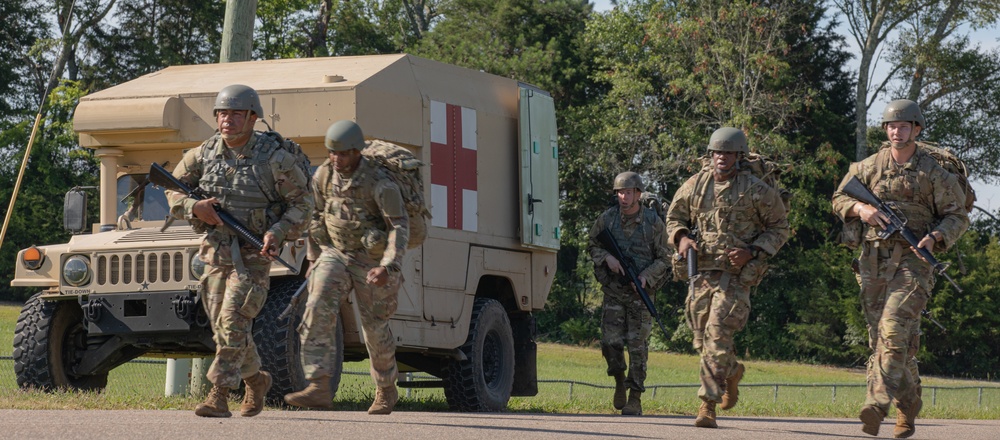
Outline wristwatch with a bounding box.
[748,245,763,259]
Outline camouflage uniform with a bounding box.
[301,152,409,388]
[665,165,789,404]
[587,205,670,393]
[166,132,313,389]
[832,145,968,416]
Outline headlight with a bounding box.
[22,246,45,270]
[63,255,92,286]
[190,255,206,280]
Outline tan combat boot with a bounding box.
[284,377,333,409]
[859,404,886,436]
[612,373,627,410]
[368,385,398,415]
[893,397,922,439]
[194,385,232,418]
[720,362,745,410]
[694,401,718,428]
[621,389,642,416]
[240,371,273,417]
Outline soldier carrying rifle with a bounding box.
[588,171,671,416]
[832,100,969,439]
[665,127,790,429]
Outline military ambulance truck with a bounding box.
[10,54,560,411]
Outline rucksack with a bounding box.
[880,141,976,213]
[361,140,430,249]
[699,152,792,211]
[258,131,313,241]
[640,192,669,220]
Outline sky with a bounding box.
[589,0,1000,215]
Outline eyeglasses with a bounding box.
[216,110,249,120]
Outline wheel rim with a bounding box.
[482,329,503,388]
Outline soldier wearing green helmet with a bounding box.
[588,171,671,416]
[165,84,314,418]
[284,120,409,415]
[833,100,968,438]
[666,127,789,429]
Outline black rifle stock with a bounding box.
[148,162,299,274]
[842,176,960,292]
[596,228,671,337]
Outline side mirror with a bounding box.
[64,188,88,234]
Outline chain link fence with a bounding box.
[2,354,999,409]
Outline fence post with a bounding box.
[932,387,938,406]
[568,382,574,400]
[832,385,837,404]
[979,387,983,407]
[164,358,191,396]
[773,385,779,403]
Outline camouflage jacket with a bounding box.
[307,156,409,270]
[665,167,790,275]
[832,143,969,251]
[166,132,314,263]
[587,205,671,293]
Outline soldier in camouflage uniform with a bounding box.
[165,84,314,418]
[587,171,671,416]
[665,127,789,429]
[284,120,409,415]
[832,100,968,438]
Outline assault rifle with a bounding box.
[148,162,299,274]
[596,228,671,338]
[842,176,961,292]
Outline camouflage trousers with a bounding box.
[299,247,400,387]
[200,259,271,389]
[685,271,751,403]
[600,287,652,392]
[858,242,930,413]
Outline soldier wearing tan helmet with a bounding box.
[665,127,789,429]
[587,171,671,416]
[284,120,410,415]
[833,100,968,438]
[165,84,314,418]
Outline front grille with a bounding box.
[95,250,189,286]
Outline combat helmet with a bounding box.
[707,127,749,154]
[613,171,644,192]
[213,84,263,118]
[325,120,366,152]
[881,99,925,128]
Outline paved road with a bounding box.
[2,409,997,439]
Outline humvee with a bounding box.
[10,54,560,411]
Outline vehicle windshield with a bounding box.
[117,174,169,222]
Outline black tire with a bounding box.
[12,293,108,392]
[254,277,342,404]
[443,298,515,411]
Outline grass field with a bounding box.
[1,302,998,418]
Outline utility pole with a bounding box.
[220,0,258,62]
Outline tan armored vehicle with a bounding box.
[10,54,560,411]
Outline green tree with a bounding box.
[0,82,98,300]
[833,0,1000,161]
[81,0,224,88]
